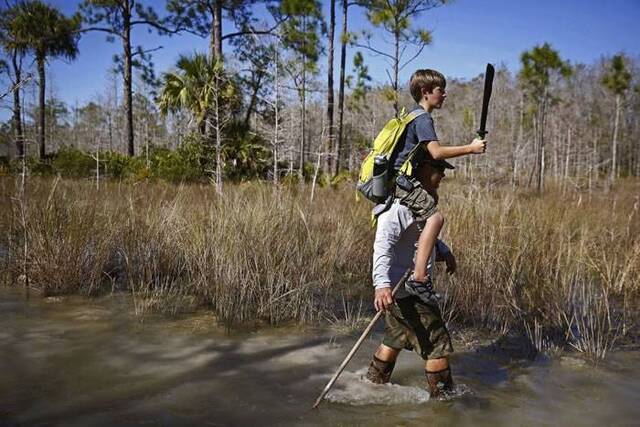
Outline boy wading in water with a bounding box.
[366,69,487,398]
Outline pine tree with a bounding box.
[279,0,324,176]
[80,0,173,157]
[355,0,446,115]
[335,0,351,175]
[166,0,281,62]
[519,43,571,192]
[325,0,336,175]
[602,54,631,181]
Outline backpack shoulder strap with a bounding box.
[397,109,429,176]
[403,108,427,123]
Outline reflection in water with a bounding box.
[1,286,639,426]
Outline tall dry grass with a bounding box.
[437,181,640,359]
[0,178,373,327]
[1,177,638,358]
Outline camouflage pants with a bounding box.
[382,296,454,361]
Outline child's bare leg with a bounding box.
[425,356,454,398]
[413,212,444,281]
[366,344,400,384]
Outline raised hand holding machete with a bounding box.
[477,63,495,140]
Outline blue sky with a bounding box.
[1,0,639,121]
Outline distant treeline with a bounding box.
[1,1,638,191]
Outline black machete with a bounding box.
[477,63,495,138]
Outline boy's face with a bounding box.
[424,86,447,109]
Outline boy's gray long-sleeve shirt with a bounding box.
[372,201,450,299]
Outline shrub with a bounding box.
[126,157,149,180]
[102,151,131,179]
[222,127,271,181]
[52,146,94,177]
[149,145,203,183]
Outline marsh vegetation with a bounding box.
[1,177,638,360]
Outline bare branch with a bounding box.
[79,27,121,38]
[385,68,394,87]
[131,45,163,58]
[399,43,428,71]
[221,17,288,42]
[351,41,395,61]
[130,19,181,35]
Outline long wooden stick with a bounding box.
[312,269,410,409]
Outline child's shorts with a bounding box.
[383,296,454,360]
[394,177,438,222]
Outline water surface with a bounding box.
[1,287,639,426]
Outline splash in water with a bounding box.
[316,368,470,406]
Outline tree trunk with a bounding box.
[563,126,570,194]
[123,2,134,156]
[553,122,558,181]
[37,56,46,160]
[11,50,24,158]
[300,72,306,177]
[107,112,113,151]
[527,114,537,188]
[299,16,307,177]
[591,133,598,192]
[513,94,524,187]
[244,72,263,127]
[393,24,400,116]
[215,80,222,193]
[273,45,280,184]
[611,93,620,181]
[336,0,348,174]
[635,116,640,177]
[326,0,335,176]
[536,93,548,192]
[211,0,223,61]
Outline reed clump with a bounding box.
[437,182,640,359]
[0,178,374,327]
[1,177,638,358]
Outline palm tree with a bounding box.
[0,4,26,158]
[159,53,217,134]
[12,1,80,159]
[158,52,238,192]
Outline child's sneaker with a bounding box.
[405,276,436,304]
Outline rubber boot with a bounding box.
[425,367,454,399]
[365,355,396,384]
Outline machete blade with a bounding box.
[477,63,495,138]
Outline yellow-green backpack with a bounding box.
[357,108,427,203]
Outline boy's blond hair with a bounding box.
[410,69,446,103]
